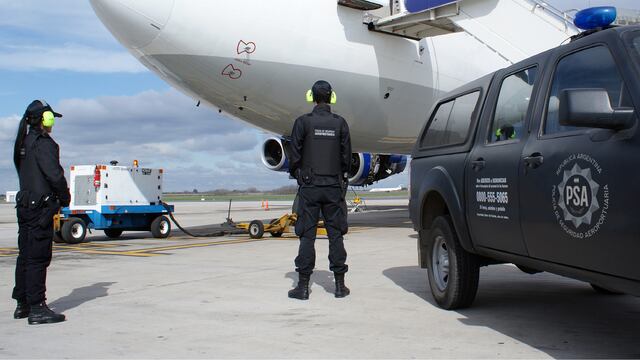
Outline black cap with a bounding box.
[25,100,63,118]
[312,80,332,98]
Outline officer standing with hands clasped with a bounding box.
[12,100,70,325]
[288,81,352,300]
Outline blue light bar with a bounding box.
[574,6,617,30]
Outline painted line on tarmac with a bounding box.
[0,238,279,258]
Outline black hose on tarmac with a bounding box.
[161,202,226,238]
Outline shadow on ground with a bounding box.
[383,265,640,359]
[49,282,116,313]
[285,271,335,295]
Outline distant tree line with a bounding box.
[169,185,298,196]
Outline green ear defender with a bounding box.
[42,111,55,127]
[306,90,337,104]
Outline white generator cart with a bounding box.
[55,164,174,244]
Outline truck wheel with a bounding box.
[151,216,171,238]
[426,216,479,310]
[270,231,284,238]
[104,229,123,239]
[249,220,264,239]
[53,231,65,244]
[590,283,623,295]
[61,218,87,244]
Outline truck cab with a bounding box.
[410,24,640,309]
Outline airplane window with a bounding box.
[545,46,632,135]
[489,67,538,143]
[420,91,479,149]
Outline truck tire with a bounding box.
[426,216,479,310]
[150,216,171,239]
[249,220,264,239]
[590,283,623,295]
[61,218,87,244]
[104,229,123,239]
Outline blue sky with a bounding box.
[1,0,639,193]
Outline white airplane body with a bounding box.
[370,185,405,193]
[90,0,578,185]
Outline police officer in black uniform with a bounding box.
[288,81,352,300]
[12,100,70,325]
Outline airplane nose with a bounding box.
[90,0,174,49]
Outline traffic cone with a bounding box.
[261,200,265,209]
[265,199,270,211]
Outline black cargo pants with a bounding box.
[294,184,348,276]
[12,205,54,306]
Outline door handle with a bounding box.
[471,158,486,172]
[524,153,544,169]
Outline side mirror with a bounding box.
[559,88,635,130]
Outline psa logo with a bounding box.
[552,154,610,239]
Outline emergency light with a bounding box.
[574,6,617,30]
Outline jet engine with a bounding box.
[260,137,407,187]
[348,153,407,187]
[261,137,289,172]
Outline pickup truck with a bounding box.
[409,24,640,309]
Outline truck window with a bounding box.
[489,67,538,143]
[420,91,479,149]
[545,46,632,135]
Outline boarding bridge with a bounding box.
[339,0,580,64]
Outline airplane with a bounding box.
[369,185,405,193]
[89,0,578,186]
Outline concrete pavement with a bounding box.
[0,200,638,358]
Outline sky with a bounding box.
[1,0,639,193]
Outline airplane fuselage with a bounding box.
[92,0,513,154]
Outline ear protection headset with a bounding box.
[42,111,55,128]
[306,89,337,105]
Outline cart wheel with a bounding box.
[249,220,264,239]
[53,231,65,244]
[270,231,284,238]
[61,218,87,244]
[151,216,171,239]
[104,229,123,239]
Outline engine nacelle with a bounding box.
[348,153,408,187]
[260,138,408,187]
[261,137,289,172]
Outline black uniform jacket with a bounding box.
[19,127,70,207]
[289,104,352,186]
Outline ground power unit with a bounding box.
[55,163,174,244]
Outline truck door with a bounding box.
[520,44,640,280]
[466,66,539,255]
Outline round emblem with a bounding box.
[557,164,600,228]
[552,154,609,239]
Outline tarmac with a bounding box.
[0,199,639,359]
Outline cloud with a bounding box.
[0,0,118,45]
[0,89,295,193]
[0,0,147,74]
[0,44,146,73]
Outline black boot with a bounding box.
[288,274,310,300]
[28,302,65,325]
[334,273,350,298]
[13,301,30,319]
